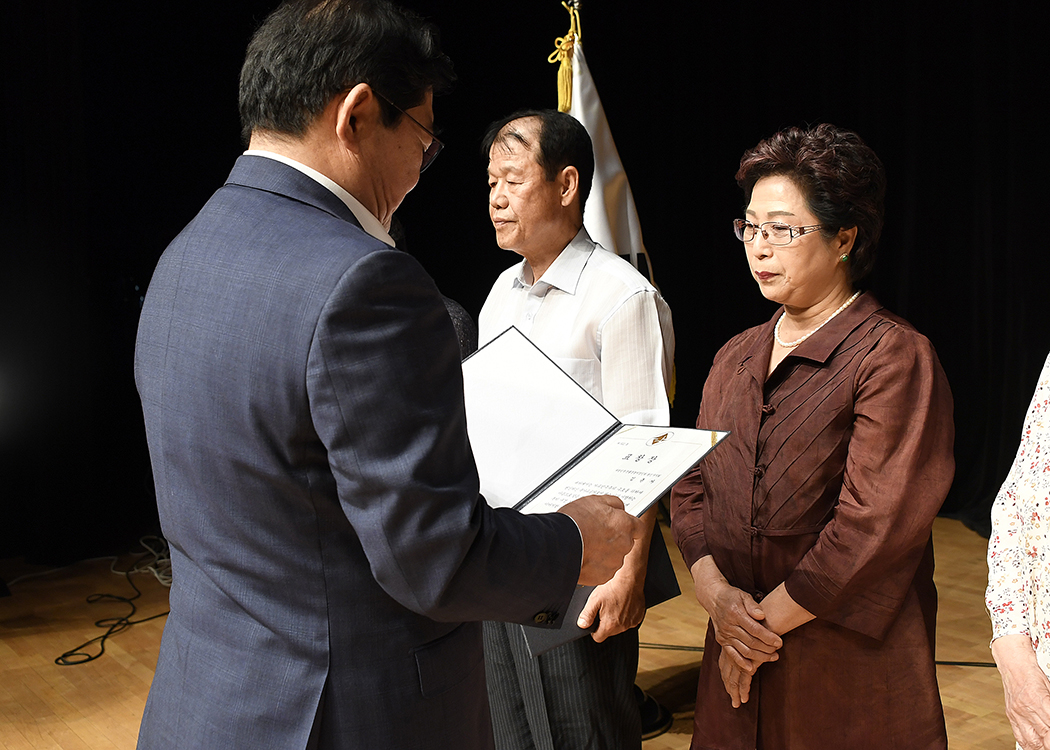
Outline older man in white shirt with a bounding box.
[479,109,674,750]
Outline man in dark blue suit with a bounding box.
[133,2,643,748]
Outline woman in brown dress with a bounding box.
[670,124,955,750]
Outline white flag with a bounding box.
[567,42,653,282]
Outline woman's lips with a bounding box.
[756,271,777,281]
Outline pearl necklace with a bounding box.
[774,290,861,349]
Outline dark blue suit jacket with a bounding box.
[134,156,581,749]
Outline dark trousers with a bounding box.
[483,621,641,750]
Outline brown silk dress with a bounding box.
[670,293,955,750]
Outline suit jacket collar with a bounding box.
[225,154,364,230]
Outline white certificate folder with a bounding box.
[462,326,729,519]
[462,327,729,656]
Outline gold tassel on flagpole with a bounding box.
[547,1,581,113]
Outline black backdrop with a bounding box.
[3,1,1046,561]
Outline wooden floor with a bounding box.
[0,518,1013,748]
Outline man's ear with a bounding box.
[559,165,580,208]
[333,82,377,153]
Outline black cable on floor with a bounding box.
[934,660,996,667]
[55,567,170,666]
[640,641,705,653]
[639,642,996,667]
[55,540,171,666]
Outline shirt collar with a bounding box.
[243,150,394,245]
[512,228,594,295]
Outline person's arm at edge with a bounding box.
[992,635,1050,749]
[986,351,1050,748]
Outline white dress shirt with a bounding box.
[479,228,674,425]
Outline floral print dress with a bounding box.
[987,350,1050,677]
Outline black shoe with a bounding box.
[636,686,673,740]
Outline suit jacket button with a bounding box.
[533,612,549,625]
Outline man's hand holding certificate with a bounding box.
[558,494,647,587]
